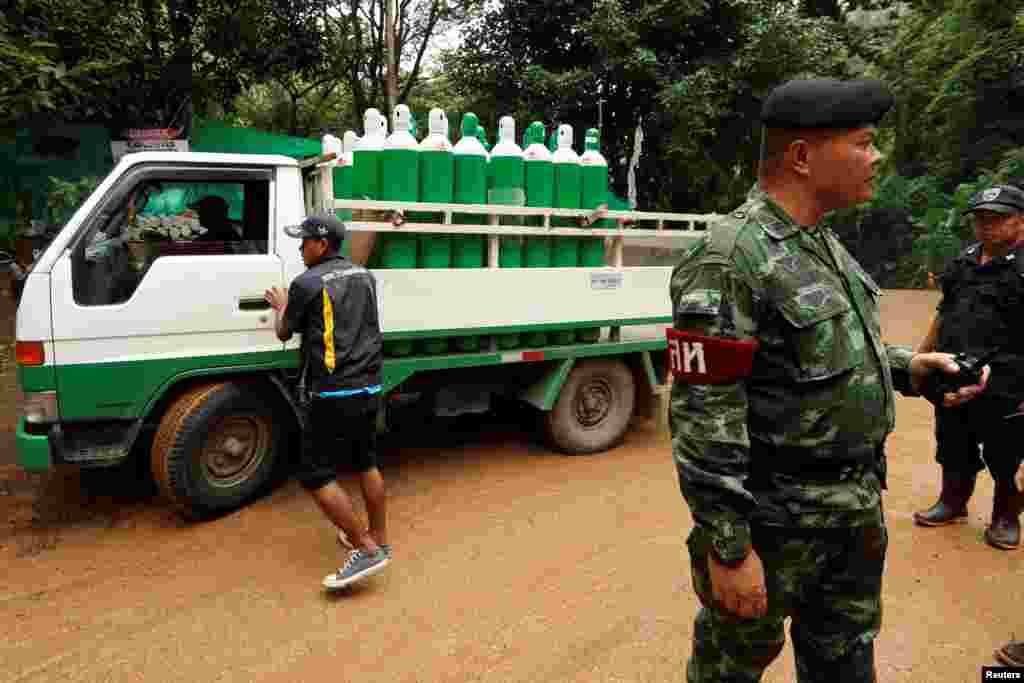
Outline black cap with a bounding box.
[284,214,347,241]
[964,184,1024,216]
[761,78,895,129]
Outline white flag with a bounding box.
[627,118,644,209]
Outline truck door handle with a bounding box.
[239,298,271,311]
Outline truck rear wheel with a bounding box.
[544,359,636,455]
[151,381,284,520]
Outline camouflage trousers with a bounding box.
[685,511,887,683]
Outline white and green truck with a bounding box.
[14,150,714,519]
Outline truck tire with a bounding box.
[545,359,636,455]
[151,381,284,520]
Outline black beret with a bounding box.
[964,184,1024,216]
[761,78,894,129]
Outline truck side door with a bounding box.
[48,162,286,422]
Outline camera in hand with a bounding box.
[925,351,989,404]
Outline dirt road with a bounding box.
[2,290,1022,682]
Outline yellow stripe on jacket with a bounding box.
[322,288,336,373]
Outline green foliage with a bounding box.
[441,0,903,214]
[854,170,1004,284]
[992,147,1024,186]
[0,0,140,128]
[232,80,353,138]
[45,176,102,227]
[656,2,862,211]
[0,220,17,256]
[318,0,483,128]
[877,0,1024,181]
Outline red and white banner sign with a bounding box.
[123,127,184,140]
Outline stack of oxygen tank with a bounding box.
[325,105,618,357]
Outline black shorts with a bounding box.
[296,394,380,491]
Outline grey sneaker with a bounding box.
[323,549,390,590]
[336,530,391,559]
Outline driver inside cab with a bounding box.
[190,196,241,242]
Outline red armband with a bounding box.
[666,328,759,384]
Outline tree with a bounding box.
[233,78,354,138]
[0,0,337,135]
[321,0,482,128]
[441,0,884,212]
[874,0,1024,184]
[1,0,144,131]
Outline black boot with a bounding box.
[914,471,976,527]
[985,479,1021,550]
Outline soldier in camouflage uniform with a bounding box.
[669,78,990,682]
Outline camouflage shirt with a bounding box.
[669,187,915,564]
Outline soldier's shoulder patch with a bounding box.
[675,288,722,316]
[666,329,759,384]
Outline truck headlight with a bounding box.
[22,391,58,424]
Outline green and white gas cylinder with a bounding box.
[489,116,525,349]
[353,109,386,203]
[522,121,554,348]
[478,124,495,196]
[382,104,419,207]
[380,104,420,356]
[409,111,419,140]
[416,108,455,354]
[523,122,554,233]
[489,116,525,228]
[577,127,611,343]
[320,133,342,212]
[452,113,488,353]
[552,124,581,233]
[551,123,581,345]
[417,108,454,265]
[334,131,357,223]
[476,125,492,154]
[322,133,342,161]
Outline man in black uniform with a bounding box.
[264,214,391,590]
[913,184,1024,550]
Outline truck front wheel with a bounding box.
[544,359,636,455]
[151,381,285,520]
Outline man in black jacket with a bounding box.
[265,214,390,590]
[913,184,1024,549]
